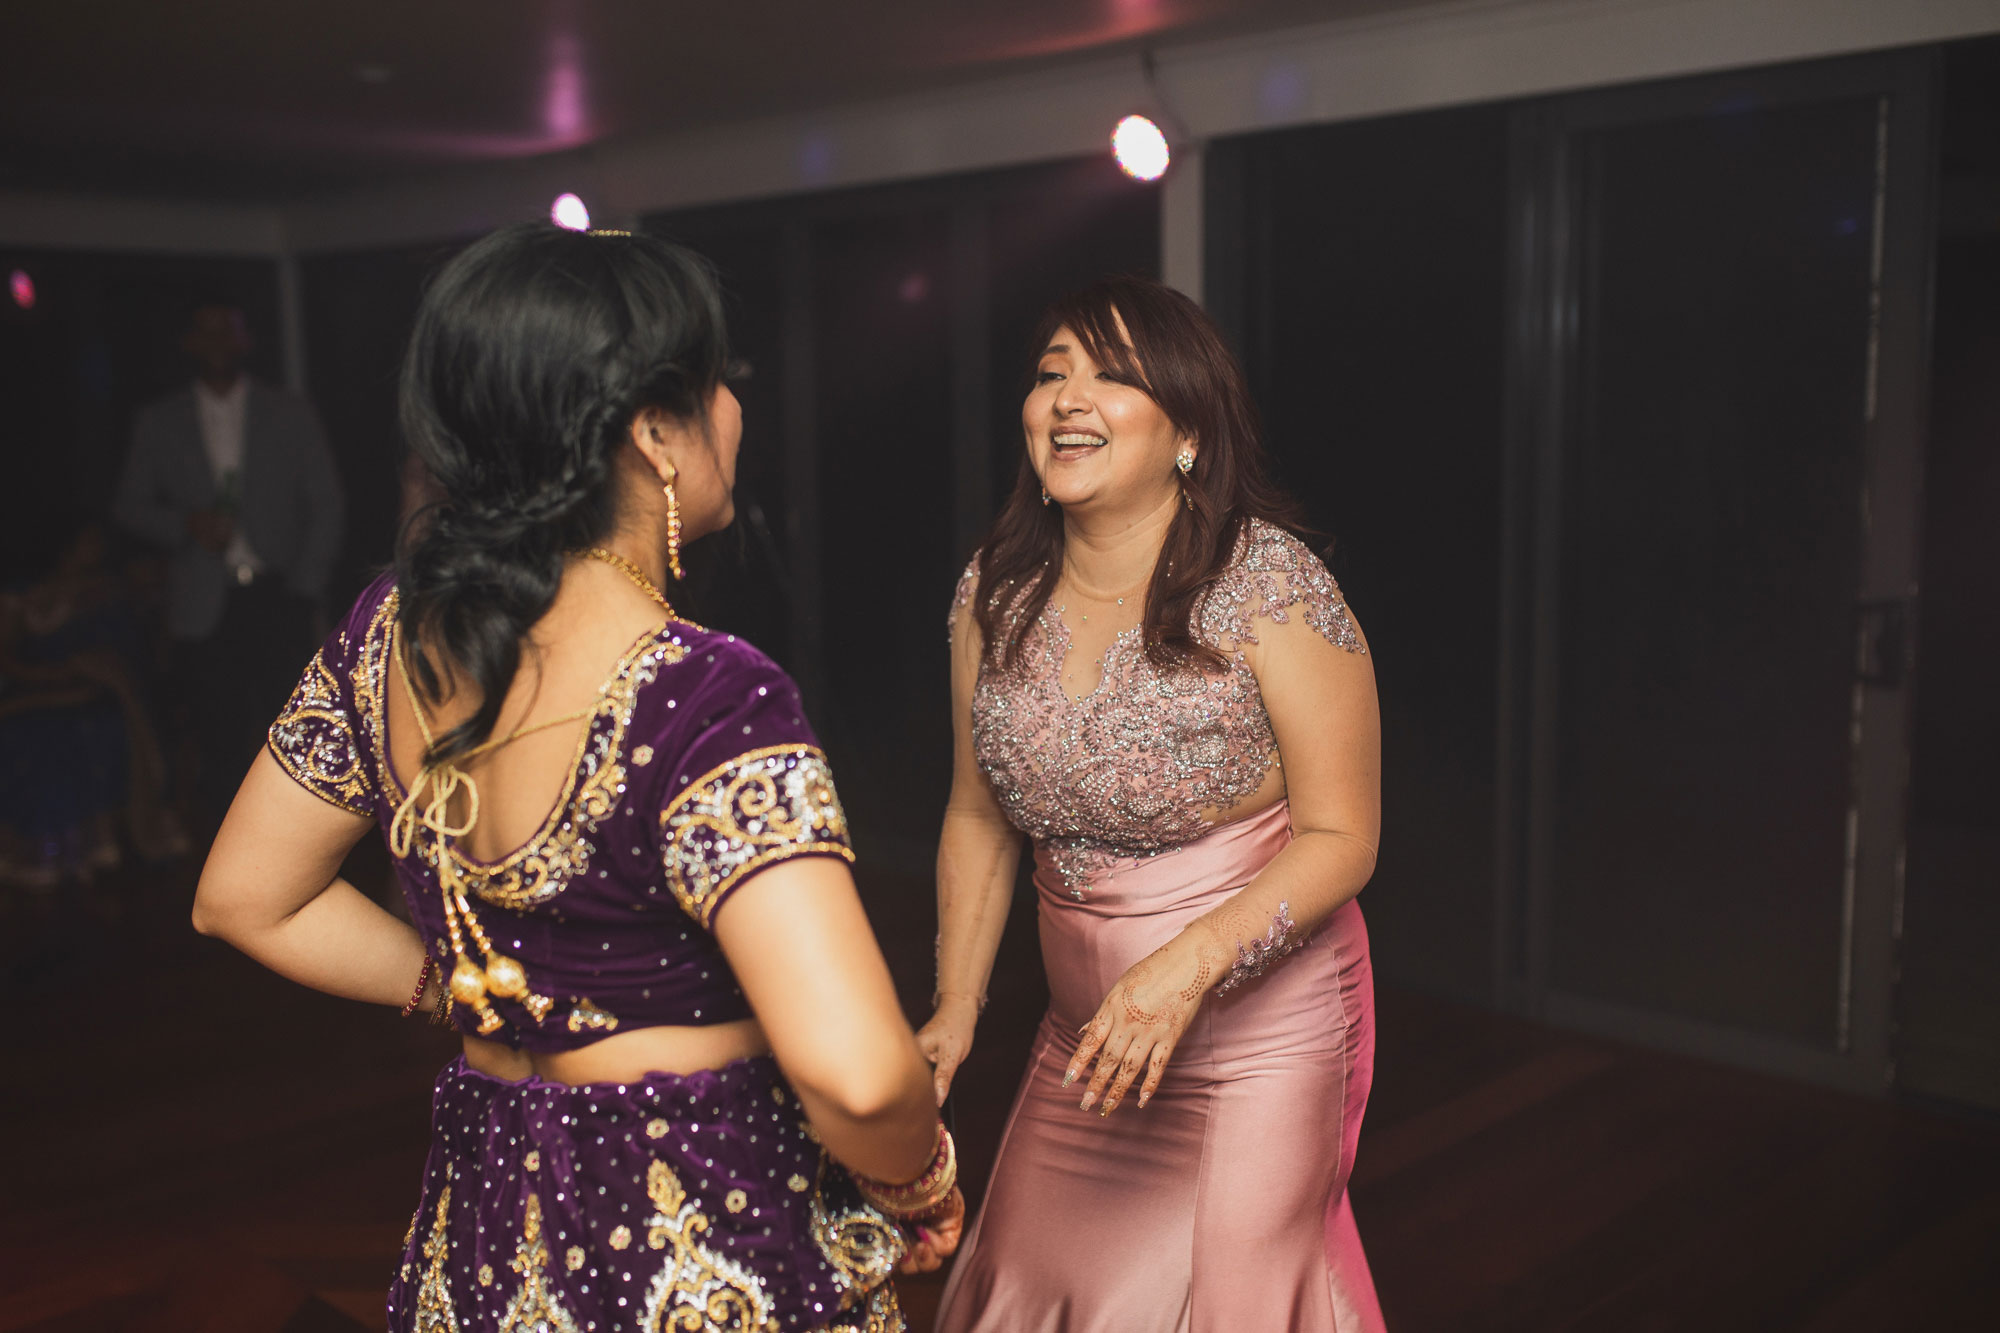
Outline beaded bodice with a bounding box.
[957,519,1363,897]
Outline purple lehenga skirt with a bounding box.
[386,1054,907,1331]
[936,801,1387,1332]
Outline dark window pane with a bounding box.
[1220,105,1511,1000]
[1549,98,1879,1043]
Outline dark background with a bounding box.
[3,25,1998,1330]
[6,40,1998,1113]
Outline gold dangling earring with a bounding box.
[1176,448,1195,511]
[661,461,685,581]
[1041,485,1051,507]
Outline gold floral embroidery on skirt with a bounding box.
[807,1164,904,1299]
[640,1158,777,1331]
[836,1283,906,1333]
[501,1193,583,1333]
[413,1185,459,1332]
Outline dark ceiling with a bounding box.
[3,0,1423,203]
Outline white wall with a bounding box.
[0,189,284,256]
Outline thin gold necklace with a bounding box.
[583,547,675,616]
[1059,566,1147,625]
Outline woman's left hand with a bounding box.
[895,1186,967,1274]
[1065,930,1224,1116]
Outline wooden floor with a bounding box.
[5,854,1997,1332]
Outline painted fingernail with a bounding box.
[1079,1093,1094,1111]
[1061,1069,1076,1087]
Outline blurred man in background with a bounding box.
[113,304,343,823]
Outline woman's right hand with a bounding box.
[915,996,979,1106]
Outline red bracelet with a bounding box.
[401,954,435,1019]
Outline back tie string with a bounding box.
[391,632,597,1033]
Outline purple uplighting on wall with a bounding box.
[545,31,587,141]
[9,270,34,310]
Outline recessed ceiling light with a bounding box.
[551,193,591,230]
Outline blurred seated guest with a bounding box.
[112,303,344,820]
[0,521,186,889]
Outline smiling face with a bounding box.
[1025,318,1190,520]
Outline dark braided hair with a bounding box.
[396,223,727,767]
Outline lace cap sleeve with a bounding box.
[1196,520,1365,657]
[948,554,981,641]
[656,645,854,928]
[266,573,391,817]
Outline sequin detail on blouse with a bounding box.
[268,641,372,815]
[958,519,1363,899]
[660,746,854,927]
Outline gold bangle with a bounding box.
[852,1124,957,1221]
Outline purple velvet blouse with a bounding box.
[268,572,855,1051]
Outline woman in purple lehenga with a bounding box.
[194,224,963,1332]
[922,277,1389,1332]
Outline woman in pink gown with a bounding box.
[922,276,1388,1332]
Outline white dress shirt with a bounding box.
[193,378,261,580]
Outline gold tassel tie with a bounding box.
[392,636,588,1035]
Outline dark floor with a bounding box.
[4,850,1998,1332]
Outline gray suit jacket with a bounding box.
[113,380,345,640]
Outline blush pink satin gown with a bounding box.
[937,521,1387,1332]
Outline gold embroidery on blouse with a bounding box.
[269,650,372,814]
[362,589,685,912]
[413,1185,459,1332]
[640,1158,777,1332]
[502,1193,582,1333]
[565,999,619,1034]
[659,746,854,927]
[806,1163,904,1300]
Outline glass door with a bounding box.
[1507,52,1936,1089]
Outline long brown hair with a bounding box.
[973,275,1309,673]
